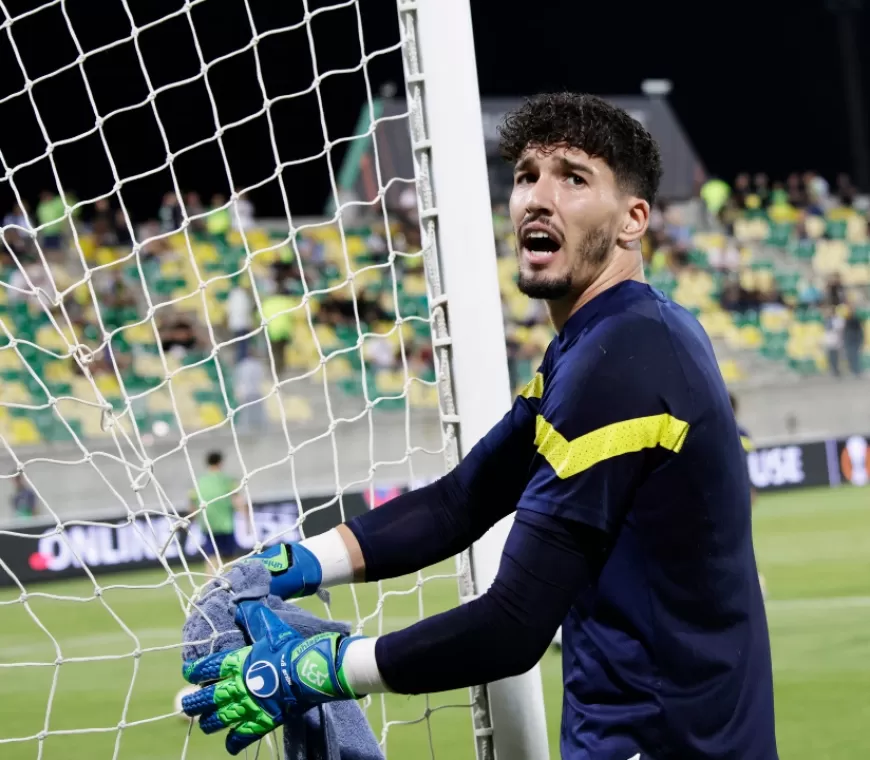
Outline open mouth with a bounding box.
[521,228,562,262]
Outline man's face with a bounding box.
[509,145,622,301]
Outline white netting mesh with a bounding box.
[0,1,493,758]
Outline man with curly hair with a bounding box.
[183,94,777,760]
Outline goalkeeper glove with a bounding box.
[181,601,362,755]
[240,543,323,600]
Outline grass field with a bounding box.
[1,485,868,759]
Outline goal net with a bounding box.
[0,1,518,759]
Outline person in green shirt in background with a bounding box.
[189,450,246,571]
[206,194,231,244]
[36,190,78,251]
[261,285,295,377]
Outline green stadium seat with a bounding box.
[766,222,794,247]
[788,239,816,260]
[826,219,848,240]
[849,243,870,265]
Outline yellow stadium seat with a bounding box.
[699,310,734,339]
[246,229,271,253]
[43,361,73,384]
[198,403,225,428]
[133,353,165,378]
[0,349,22,372]
[35,325,71,353]
[325,355,354,381]
[805,216,827,239]
[345,236,367,258]
[125,322,157,346]
[172,367,210,390]
[375,370,405,395]
[95,373,121,397]
[78,234,97,262]
[719,359,744,384]
[737,325,763,350]
[192,242,219,263]
[760,309,792,333]
[146,389,175,413]
[409,382,439,408]
[403,274,427,296]
[10,417,41,445]
[283,395,313,423]
[843,264,870,286]
[0,382,31,404]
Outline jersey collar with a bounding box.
[557,280,649,350]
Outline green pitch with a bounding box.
[0,486,868,759]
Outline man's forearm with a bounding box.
[302,403,538,585]
[338,508,604,695]
[343,469,507,582]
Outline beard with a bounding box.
[517,225,613,300]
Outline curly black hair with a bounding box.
[498,92,663,204]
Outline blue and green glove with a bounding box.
[241,543,323,600]
[181,601,363,755]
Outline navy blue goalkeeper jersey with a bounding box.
[514,281,776,760]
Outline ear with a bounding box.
[617,198,650,247]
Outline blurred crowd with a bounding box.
[0,167,867,459]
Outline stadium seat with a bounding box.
[9,416,41,445]
[197,402,225,428]
[375,370,406,396]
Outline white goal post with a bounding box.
[0,0,549,759]
[407,1,550,757]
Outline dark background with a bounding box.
[0,0,866,220]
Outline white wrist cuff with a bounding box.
[342,637,390,695]
[300,529,353,588]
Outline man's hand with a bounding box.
[181,601,362,755]
[241,543,323,600]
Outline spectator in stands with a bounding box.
[36,190,70,251]
[720,278,750,313]
[731,173,751,210]
[707,238,741,273]
[822,307,844,377]
[797,278,822,311]
[842,306,864,377]
[233,352,267,434]
[753,173,770,207]
[158,192,183,234]
[160,315,200,359]
[261,285,294,377]
[836,173,857,207]
[91,198,116,246]
[804,171,831,214]
[786,173,806,208]
[184,192,206,235]
[699,175,730,227]
[226,278,254,362]
[826,273,846,307]
[231,186,255,232]
[10,474,37,519]
[206,194,231,242]
[2,202,34,261]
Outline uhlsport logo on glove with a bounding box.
[245,660,279,698]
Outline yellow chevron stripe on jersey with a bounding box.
[740,435,754,453]
[519,372,544,399]
[534,413,690,479]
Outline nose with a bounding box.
[525,173,555,217]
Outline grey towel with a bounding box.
[182,562,384,760]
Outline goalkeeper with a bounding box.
[182,94,777,760]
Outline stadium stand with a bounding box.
[1,172,867,447]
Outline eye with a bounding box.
[569,174,586,186]
[515,172,535,185]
